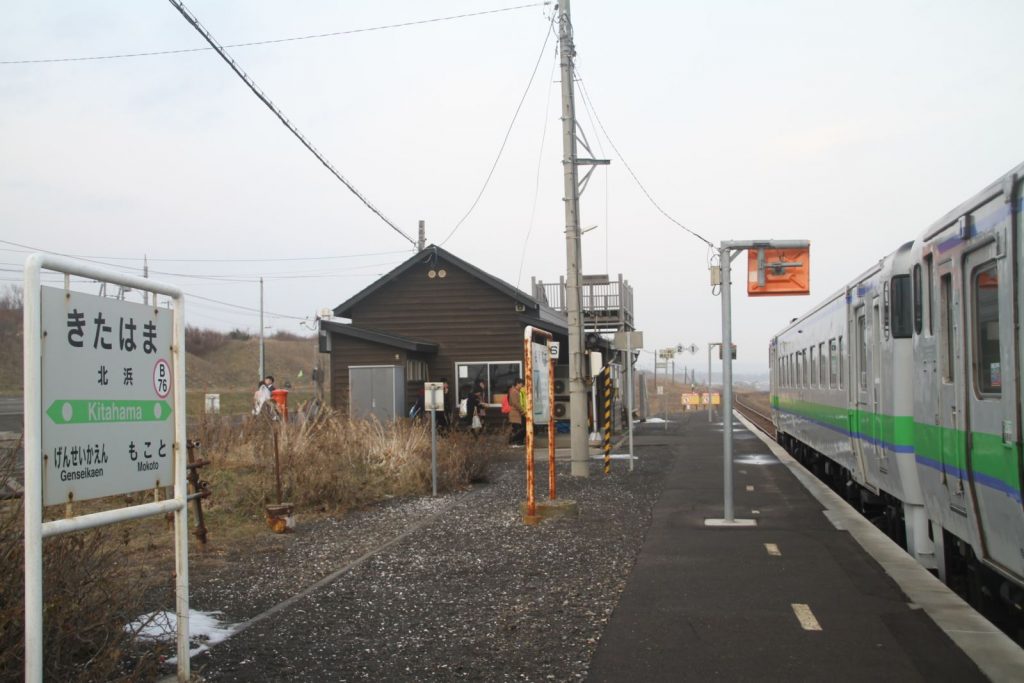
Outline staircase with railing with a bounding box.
[531,274,634,332]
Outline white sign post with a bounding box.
[424,382,444,497]
[23,255,190,683]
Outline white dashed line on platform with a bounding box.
[764,543,781,556]
[791,603,822,631]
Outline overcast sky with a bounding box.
[4,0,1024,376]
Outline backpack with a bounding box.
[458,397,468,418]
[501,394,511,414]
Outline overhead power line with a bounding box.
[167,0,416,246]
[0,3,550,65]
[575,73,715,249]
[439,10,557,246]
[0,241,410,263]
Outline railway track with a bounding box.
[733,396,775,439]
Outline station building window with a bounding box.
[454,361,523,405]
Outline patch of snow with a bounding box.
[126,609,236,662]
[644,417,668,423]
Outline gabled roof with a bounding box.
[332,244,546,318]
[319,319,439,353]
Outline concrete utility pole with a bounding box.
[418,220,426,252]
[558,0,589,476]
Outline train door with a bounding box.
[963,240,1024,577]
[852,305,874,484]
[937,260,968,513]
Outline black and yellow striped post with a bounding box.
[602,365,612,475]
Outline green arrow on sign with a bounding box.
[46,399,173,425]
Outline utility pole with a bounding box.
[259,277,265,382]
[143,255,149,306]
[418,220,426,252]
[558,0,588,477]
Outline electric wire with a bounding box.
[515,34,559,291]
[0,3,549,65]
[438,10,556,247]
[575,72,715,249]
[167,0,415,246]
[574,73,611,274]
[0,240,410,263]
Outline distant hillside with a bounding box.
[0,311,321,395]
[186,335,321,392]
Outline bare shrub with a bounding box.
[0,285,22,311]
[270,330,310,342]
[0,498,166,682]
[227,328,251,341]
[194,412,502,516]
[185,325,228,358]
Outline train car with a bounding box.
[770,162,1024,627]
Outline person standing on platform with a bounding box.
[506,377,526,445]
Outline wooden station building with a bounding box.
[319,245,571,422]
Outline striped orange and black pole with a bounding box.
[603,365,612,475]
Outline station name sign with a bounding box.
[40,287,174,505]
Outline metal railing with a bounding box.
[531,274,635,329]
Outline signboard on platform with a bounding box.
[530,342,551,423]
[40,287,175,506]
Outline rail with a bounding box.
[733,396,775,439]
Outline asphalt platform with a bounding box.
[587,411,1023,682]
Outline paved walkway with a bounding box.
[588,412,995,682]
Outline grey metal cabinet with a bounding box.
[349,366,405,422]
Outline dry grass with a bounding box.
[0,500,167,683]
[193,411,504,517]
[0,414,504,679]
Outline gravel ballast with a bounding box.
[187,436,673,681]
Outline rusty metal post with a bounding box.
[548,341,557,500]
[603,365,612,475]
[186,440,208,545]
[272,425,283,506]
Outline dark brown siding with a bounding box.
[348,257,525,385]
[329,336,406,415]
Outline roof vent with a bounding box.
[514,302,526,312]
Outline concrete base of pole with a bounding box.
[704,518,757,528]
[521,499,579,522]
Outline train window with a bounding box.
[818,342,826,386]
[828,338,838,387]
[925,255,934,336]
[858,315,868,389]
[803,350,809,386]
[838,336,843,388]
[972,262,1001,396]
[890,275,912,338]
[912,265,923,335]
[940,273,954,382]
[809,346,816,387]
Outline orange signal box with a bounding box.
[747,247,810,296]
